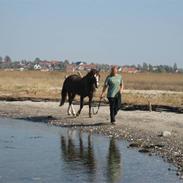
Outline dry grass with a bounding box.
[0,71,64,99]
[99,72,183,91]
[0,70,183,107]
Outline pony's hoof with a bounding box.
[72,113,76,117]
[76,113,80,117]
[89,114,92,118]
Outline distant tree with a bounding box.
[142,62,149,71]
[64,59,69,65]
[136,64,142,71]
[164,65,173,72]
[4,55,12,63]
[20,59,27,64]
[57,61,65,71]
[63,59,70,69]
[11,61,21,69]
[97,64,110,71]
[34,57,41,64]
[131,64,136,68]
[173,63,178,72]
[157,65,166,73]
[148,64,153,72]
[0,56,3,69]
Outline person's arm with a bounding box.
[100,85,107,99]
[120,77,124,94]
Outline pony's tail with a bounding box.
[59,81,67,106]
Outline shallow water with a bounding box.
[0,118,181,183]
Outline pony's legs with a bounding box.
[76,96,84,116]
[68,129,77,139]
[67,92,72,115]
[59,91,63,106]
[70,104,76,116]
[68,104,76,116]
[67,105,72,115]
[67,93,76,116]
[88,96,93,118]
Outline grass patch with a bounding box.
[0,70,183,107]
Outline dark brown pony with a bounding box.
[59,69,100,118]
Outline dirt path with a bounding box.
[0,101,182,137]
[0,101,183,178]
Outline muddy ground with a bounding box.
[0,101,183,178]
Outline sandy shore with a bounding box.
[0,101,183,178]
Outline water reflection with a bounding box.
[0,119,181,183]
[60,130,96,181]
[107,137,122,183]
[60,130,122,183]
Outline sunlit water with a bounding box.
[0,118,182,183]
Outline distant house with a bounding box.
[39,61,51,69]
[50,60,60,65]
[122,66,139,73]
[118,67,122,72]
[152,66,158,71]
[75,61,86,66]
[35,60,61,71]
[50,60,62,71]
[65,64,76,72]
[19,67,24,71]
[77,64,97,71]
[34,64,41,70]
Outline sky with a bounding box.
[0,0,183,67]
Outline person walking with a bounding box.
[100,66,123,124]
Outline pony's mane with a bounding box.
[85,69,98,77]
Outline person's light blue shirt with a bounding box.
[104,74,122,98]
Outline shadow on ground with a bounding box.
[16,115,57,123]
[16,115,108,127]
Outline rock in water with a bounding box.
[161,131,171,137]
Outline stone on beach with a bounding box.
[161,131,172,137]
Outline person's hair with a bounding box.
[110,65,118,76]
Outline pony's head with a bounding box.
[87,69,100,89]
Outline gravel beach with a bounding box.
[0,101,183,179]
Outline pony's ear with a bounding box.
[86,69,92,76]
[95,69,100,74]
[89,69,95,75]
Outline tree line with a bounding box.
[0,55,182,73]
[136,62,180,73]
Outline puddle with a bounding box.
[0,118,182,183]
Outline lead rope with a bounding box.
[92,98,102,115]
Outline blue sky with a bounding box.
[0,0,183,67]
